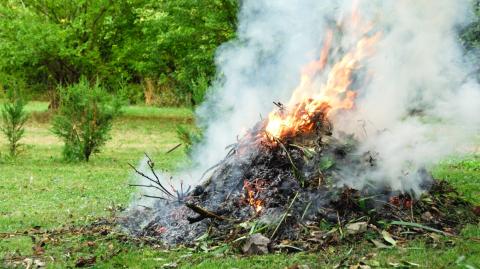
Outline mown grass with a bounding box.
[0,102,479,268]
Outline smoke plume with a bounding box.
[135,0,480,200]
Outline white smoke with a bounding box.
[334,0,480,192]
[135,0,480,200]
[191,1,339,178]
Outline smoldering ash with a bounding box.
[133,0,480,203]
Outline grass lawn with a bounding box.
[0,102,479,268]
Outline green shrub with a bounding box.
[117,80,144,105]
[52,79,122,162]
[155,86,188,107]
[1,95,28,157]
[191,74,210,106]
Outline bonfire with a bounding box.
[121,6,478,254]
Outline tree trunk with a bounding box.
[144,77,155,106]
[47,89,60,110]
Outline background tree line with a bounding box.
[0,0,238,107]
[2,0,480,108]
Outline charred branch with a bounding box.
[185,203,228,222]
[273,101,285,112]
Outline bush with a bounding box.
[117,77,145,105]
[191,73,210,106]
[1,94,28,157]
[52,79,122,162]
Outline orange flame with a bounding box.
[243,180,264,213]
[265,17,380,140]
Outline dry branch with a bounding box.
[185,203,227,222]
[166,143,182,154]
[128,162,175,199]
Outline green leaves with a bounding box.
[126,0,238,105]
[319,157,335,171]
[51,78,122,161]
[0,0,238,106]
[1,94,28,157]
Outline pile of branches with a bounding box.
[121,111,479,252]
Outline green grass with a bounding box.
[0,102,479,268]
[22,101,50,113]
[434,157,480,205]
[122,105,194,118]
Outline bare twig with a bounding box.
[390,221,453,237]
[273,101,285,112]
[225,142,238,151]
[199,159,224,182]
[128,162,175,199]
[142,194,169,200]
[273,137,298,170]
[273,137,304,184]
[301,202,312,221]
[128,183,167,193]
[337,211,344,238]
[144,153,178,197]
[271,192,299,239]
[166,143,182,154]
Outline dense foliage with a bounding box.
[52,79,122,161]
[2,1,480,107]
[0,0,238,106]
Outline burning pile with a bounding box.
[122,100,476,250]
[121,4,479,252]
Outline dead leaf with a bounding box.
[33,259,46,268]
[33,245,45,255]
[23,258,45,269]
[402,261,420,267]
[75,256,96,267]
[428,233,441,243]
[241,233,270,255]
[162,262,178,268]
[381,231,397,247]
[346,222,368,235]
[23,258,33,269]
[370,239,390,249]
[81,241,96,248]
[421,211,433,221]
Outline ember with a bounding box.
[243,179,265,213]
